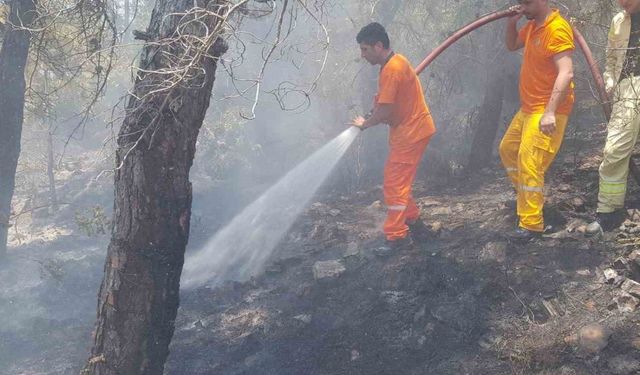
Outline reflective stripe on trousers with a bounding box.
[598,76,640,213]
[383,138,430,241]
[499,110,569,232]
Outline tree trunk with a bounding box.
[123,0,130,41]
[0,0,37,260]
[467,53,508,170]
[46,131,58,213]
[84,1,228,373]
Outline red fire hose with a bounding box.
[415,8,611,117]
[415,8,640,183]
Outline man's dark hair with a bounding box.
[356,22,390,49]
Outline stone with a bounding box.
[545,230,573,240]
[310,202,328,215]
[604,268,620,284]
[329,209,341,217]
[629,250,640,262]
[608,354,640,374]
[430,221,443,233]
[293,314,312,324]
[614,257,630,271]
[265,264,283,275]
[558,184,571,192]
[614,292,639,313]
[572,197,585,211]
[566,218,588,233]
[430,206,453,216]
[420,198,441,207]
[350,349,360,361]
[343,242,359,258]
[479,242,507,263]
[367,200,384,211]
[621,279,640,298]
[312,260,346,280]
[629,227,640,234]
[575,323,610,354]
[628,209,640,221]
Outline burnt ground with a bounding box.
[2,121,640,374]
[167,122,640,375]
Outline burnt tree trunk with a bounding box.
[467,53,508,170]
[84,1,228,373]
[0,0,37,259]
[46,130,58,213]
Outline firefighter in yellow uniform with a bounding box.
[500,0,575,240]
[586,0,640,235]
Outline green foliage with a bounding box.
[74,205,110,237]
[195,108,259,180]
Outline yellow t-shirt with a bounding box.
[517,9,575,115]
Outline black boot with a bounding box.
[585,211,625,235]
[508,227,542,242]
[408,219,434,242]
[375,235,414,257]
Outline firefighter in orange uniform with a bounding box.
[351,22,436,252]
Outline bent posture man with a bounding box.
[500,0,575,240]
[586,0,640,234]
[351,22,436,252]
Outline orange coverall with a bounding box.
[376,53,436,241]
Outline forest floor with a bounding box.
[2,119,640,374]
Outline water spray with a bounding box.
[181,127,360,289]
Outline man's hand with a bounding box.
[508,5,524,23]
[351,115,367,130]
[606,86,615,102]
[539,112,556,135]
[506,5,524,51]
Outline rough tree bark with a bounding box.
[84,0,228,373]
[467,53,509,169]
[0,0,37,260]
[467,23,519,170]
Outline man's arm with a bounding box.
[603,16,619,97]
[351,104,393,130]
[506,6,524,51]
[540,51,574,135]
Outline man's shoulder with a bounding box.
[550,13,572,32]
[385,54,412,72]
[612,11,626,25]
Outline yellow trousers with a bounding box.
[499,111,569,232]
[598,76,640,213]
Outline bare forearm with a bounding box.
[363,106,392,128]
[545,70,573,114]
[505,20,520,51]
